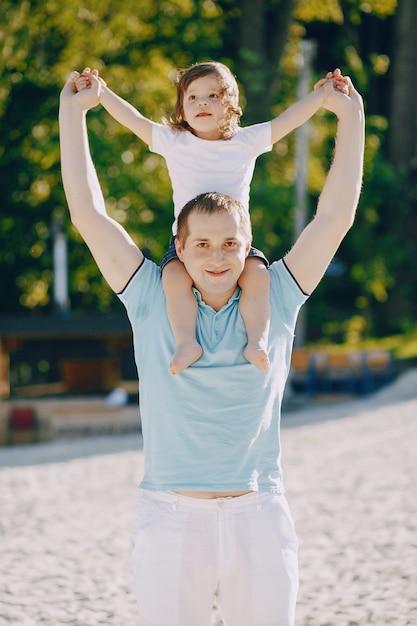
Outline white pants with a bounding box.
[131,490,299,626]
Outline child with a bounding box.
[75,62,347,375]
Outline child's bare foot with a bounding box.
[169,341,203,375]
[244,343,270,371]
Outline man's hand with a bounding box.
[60,70,101,111]
[314,68,349,94]
[321,74,363,119]
[313,68,363,119]
[74,67,106,92]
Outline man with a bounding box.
[59,69,364,626]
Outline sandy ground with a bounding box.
[1,371,416,626]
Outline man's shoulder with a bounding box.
[118,258,163,314]
[269,258,309,300]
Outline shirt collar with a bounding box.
[192,286,241,309]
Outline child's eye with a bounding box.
[187,95,196,101]
[210,93,219,99]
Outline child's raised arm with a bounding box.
[75,67,153,147]
[270,69,348,144]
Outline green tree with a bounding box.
[1,0,416,343]
[0,0,227,314]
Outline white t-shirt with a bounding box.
[151,121,272,233]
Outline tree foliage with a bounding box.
[1,0,415,341]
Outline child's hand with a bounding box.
[331,68,349,95]
[60,70,102,112]
[322,74,363,119]
[74,72,91,93]
[315,69,349,94]
[73,67,104,93]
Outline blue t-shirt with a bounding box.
[118,258,308,493]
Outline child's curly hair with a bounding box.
[166,61,243,140]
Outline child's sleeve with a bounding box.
[149,123,176,157]
[240,121,273,158]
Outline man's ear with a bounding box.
[245,241,251,256]
[175,237,184,262]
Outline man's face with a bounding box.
[175,211,251,310]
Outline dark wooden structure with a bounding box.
[0,313,135,398]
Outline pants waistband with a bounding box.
[139,489,281,512]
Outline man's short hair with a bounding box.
[176,192,253,246]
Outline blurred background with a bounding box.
[1,0,416,401]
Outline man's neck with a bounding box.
[194,286,239,312]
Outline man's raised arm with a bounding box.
[284,76,365,295]
[59,72,143,293]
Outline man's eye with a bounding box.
[225,241,237,247]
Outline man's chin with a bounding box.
[199,280,237,299]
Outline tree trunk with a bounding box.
[236,0,295,123]
[387,0,417,170]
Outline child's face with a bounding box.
[182,75,228,140]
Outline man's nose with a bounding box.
[211,247,225,264]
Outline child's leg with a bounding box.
[238,257,270,371]
[162,259,202,375]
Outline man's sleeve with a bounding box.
[117,258,161,322]
[269,258,309,328]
